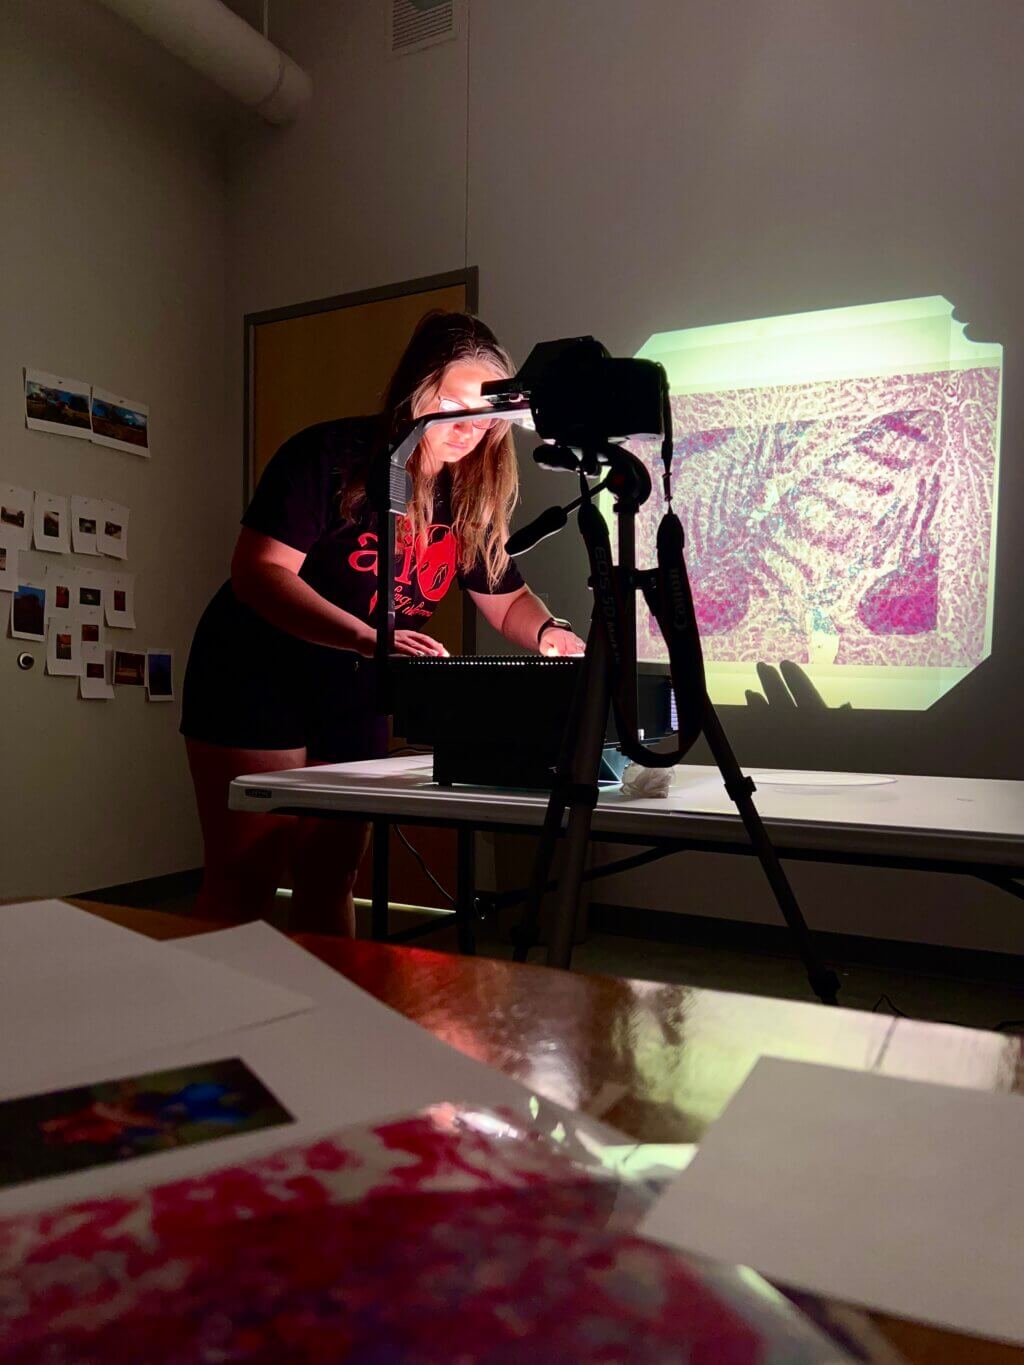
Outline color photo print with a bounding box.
[0,1058,293,1189]
[146,649,174,701]
[113,649,146,686]
[90,386,149,457]
[11,582,46,642]
[0,486,33,552]
[24,369,91,440]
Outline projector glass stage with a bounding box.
[620,297,1002,710]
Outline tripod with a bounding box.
[511,446,841,1007]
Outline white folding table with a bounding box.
[230,756,1024,966]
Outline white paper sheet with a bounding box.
[77,567,107,614]
[0,531,18,593]
[32,491,70,554]
[70,495,102,555]
[641,1056,1024,1346]
[0,485,33,552]
[98,500,129,559]
[10,578,46,641]
[44,560,77,620]
[24,368,91,440]
[0,902,313,1102]
[90,386,149,457]
[79,643,114,699]
[45,620,80,676]
[105,571,135,627]
[0,922,623,1216]
[75,605,105,650]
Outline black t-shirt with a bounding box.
[243,415,524,627]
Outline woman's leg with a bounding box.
[185,738,307,924]
[289,804,371,937]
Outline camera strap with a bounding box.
[578,496,706,768]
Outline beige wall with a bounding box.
[0,2,235,897]
[224,1,1024,953]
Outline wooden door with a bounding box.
[246,271,476,911]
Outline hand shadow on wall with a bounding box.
[745,661,853,711]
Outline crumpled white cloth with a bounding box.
[619,762,674,799]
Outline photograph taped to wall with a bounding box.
[32,492,70,555]
[146,649,174,701]
[98,501,129,559]
[622,297,1001,710]
[44,562,78,621]
[113,649,145,686]
[11,581,46,642]
[105,572,135,628]
[76,605,104,649]
[24,369,91,440]
[90,386,149,457]
[0,531,19,593]
[79,643,114,700]
[0,486,33,553]
[46,620,81,677]
[77,569,107,614]
[71,495,103,556]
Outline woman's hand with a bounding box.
[392,629,449,657]
[539,626,586,657]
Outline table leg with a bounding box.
[371,818,390,941]
[455,826,477,955]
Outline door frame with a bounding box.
[241,265,480,651]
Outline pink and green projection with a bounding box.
[627,298,1002,709]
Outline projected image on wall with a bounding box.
[625,297,1001,710]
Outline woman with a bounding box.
[181,311,585,932]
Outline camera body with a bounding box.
[481,337,665,454]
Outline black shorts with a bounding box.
[180,582,388,762]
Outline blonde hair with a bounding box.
[379,311,520,588]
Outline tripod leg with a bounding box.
[511,790,567,962]
[701,704,841,1006]
[544,633,612,970]
[513,615,607,965]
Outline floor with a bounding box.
[87,875,1024,1035]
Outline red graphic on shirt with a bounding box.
[348,517,456,618]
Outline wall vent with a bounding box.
[389,0,456,57]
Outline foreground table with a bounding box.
[75,900,1024,1363]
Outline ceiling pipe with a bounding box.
[94,0,312,125]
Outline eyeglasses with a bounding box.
[436,395,498,430]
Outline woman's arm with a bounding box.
[468,584,586,655]
[231,529,446,657]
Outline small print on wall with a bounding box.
[146,649,174,701]
[11,581,46,642]
[113,649,146,686]
[80,644,114,701]
[98,502,129,559]
[33,492,70,555]
[77,569,107,614]
[44,562,77,621]
[46,621,81,677]
[0,532,19,593]
[90,387,149,457]
[71,496,103,556]
[24,369,91,440]
[105,573,135,628]
[0,487,33,553]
